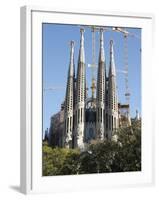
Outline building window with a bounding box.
[67,118,69,133]
[98,108,99,122]
[103,109,105,123]
[101,108,102,122]
[73,115,75,129]
[114,117,116,129]
[70,117,72,131]
[78,109,80,123]
[81,108,82,123]
[109,115,111,130]
[75,110,77,125]
[65,119,67,133]
[106,113,108,129]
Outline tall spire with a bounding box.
[107,39,118,139]
[109,40,116,76]
[69,41,75,77]
[74,28,86,149]
[96,28,106,140]
[99,29,105,62]
[63,41,75,148]
[135,109,140,121]
[78,28,85,63]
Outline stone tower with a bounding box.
[63,41,75,148]
[96,29,106,140]
[74,28,86,149]
[107,40,119,139]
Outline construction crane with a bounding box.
[112,27,140,105]
[112,27,140,126]
[112,27,140,39]
[82,25,109,99]
[79,26,140,111]
[88,26,97,99]
[44,86,65,91]
[116,69,128,74]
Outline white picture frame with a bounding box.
[20,6,154,194]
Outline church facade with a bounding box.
[63,28,119,149]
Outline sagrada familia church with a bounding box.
[47,28,133,149]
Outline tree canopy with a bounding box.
[42,120,141,176]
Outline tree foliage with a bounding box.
[42,120,141,176]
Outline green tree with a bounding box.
[42,143,80,176]
[60,149,80,175]
[42,120,141,176]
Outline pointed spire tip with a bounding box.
[110,39,113,45]
[70,40,75,47]
[78,27,85,63]
[99,27,105,62]
[68,40,75,77]
[109,39,116,76]
[110,39,114,54]
[80,28,85,33]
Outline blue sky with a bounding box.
[42,23,141,135]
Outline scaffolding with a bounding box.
[118,103,131,127]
